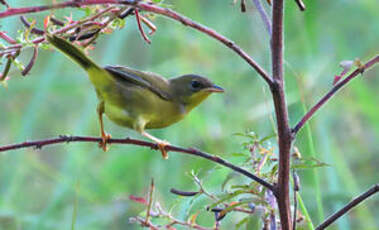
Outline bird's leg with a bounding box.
[97,101,111,151]
[141,131,170,159]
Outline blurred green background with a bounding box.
[0,0,378,229]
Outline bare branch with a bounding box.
[292,55,379,135]
[0,0,136,18]
[21,45,38,76]
[270,0,292,229]
[251,0,272,35]
[136,2,272,84]
[0,0,272,84]
[316,184,379,230]
[20,16,44,35]
[134,8,151,44]
[0,135,275,191]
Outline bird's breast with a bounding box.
[102,86,188,130]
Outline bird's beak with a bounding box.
[205,84,224,93]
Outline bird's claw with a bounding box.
[157,140,169,159]
[99,133,112,152]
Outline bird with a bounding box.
[46,34,224,159]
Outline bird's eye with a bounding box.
[191,80,201,90]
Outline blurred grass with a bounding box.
[1,0,378,229]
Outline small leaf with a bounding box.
[292,157,330,170]
[221,172,239,191]
[189,211,200,225]
[129,195,147,205]
[230,152,248,157]
[259,133,276,143]
[43,15,50,30]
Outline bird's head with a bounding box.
[169,74,224,111]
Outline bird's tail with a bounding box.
[46,34,100,70]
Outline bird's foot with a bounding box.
[157,140,170,159]
[99,133,112,152]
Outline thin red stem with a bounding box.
[292,55,379,135]
[134,8,151,44]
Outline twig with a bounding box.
[118,7,134,19]
[1,1,272,84]
[292,170,300,230]
[21,45,38,76]
[0,0,136,18]
[50,16,65,26]
[130,216,159,230]
[170,188,199,197]
[136,2,272,85]
[251,0,272,35]
[294,0,306,11]
[140,15,156,35]
[20,16,45,35]
[240,0,247,12]
[155,203,213,230]
[0,135,275,191]
[0,57,12,80]
[270,0,292,229]
[0,0,9,8]
[316,184,379,230]
[134,8,151,44]
[145,179,154,225]
[292,55,379,135]
[0,31,17,44]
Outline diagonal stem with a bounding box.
[136,2,272,85]
[292,55,379,135]
[251,0,272,35]
[316,184,379,230]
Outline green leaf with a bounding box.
[236,216,249,229]
[259,133,276,143]
[292,157,330,170]
[221,172,239,191]
[208,190,247,210]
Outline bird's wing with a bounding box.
[104,65,171,100]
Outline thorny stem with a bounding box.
[316,184,379,230]
[292,55,379,135]
[0,135,275,191]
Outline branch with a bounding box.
[251,0,272,35]
[0,135,275,191]
[271,0,292,229]
[0,0,135,18]
[136,2,272,85]
[292,55,379,135]
[0,0,272,85]
[316,184,379,230]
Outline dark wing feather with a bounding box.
[104,65,171,100]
